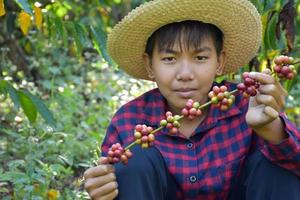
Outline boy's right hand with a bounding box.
[84,157,118,200]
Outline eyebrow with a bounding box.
[159,46,212,54]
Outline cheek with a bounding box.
[153,67,177,82]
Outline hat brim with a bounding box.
[107,0,262,81]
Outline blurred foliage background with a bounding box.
[0,0,299,199]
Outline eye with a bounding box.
[195,56,208,61]
[162,57,176,62]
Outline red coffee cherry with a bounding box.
[237,72,260,97]
[273,55,296,80]
[107,143,133,165]
[181,99,202,120]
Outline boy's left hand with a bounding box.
[245,69,288,142]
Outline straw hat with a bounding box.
[107,0,262,81]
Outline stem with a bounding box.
[292,60,300,65]
[199,100,212,109]
[230,89,238,95]
[124,141,137,151]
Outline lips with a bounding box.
[174,88,197,98]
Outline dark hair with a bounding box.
[145,20,224,57]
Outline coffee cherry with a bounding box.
[281,66,290,76]
[160,119,167,127]
[170,127,179,134]
[134,124,155,148]
[189,108,197,115]
[208,85,235,111]
[166,111,173,117]
[106,143,133,165]
[237,83,246,91]
[148,134,155,142]
[163,111,182,134]
[237,72,260,97]
[181,99,202,120]
[166,123,173,129]
[211,96,218,104]
[272,55,297,80]
[274,65,281,73]
[167,116,174,123]
[220,105,229,111]
[193,102,200,109]
[181,108,189,116]
[173,121,180,128]
[125,150,133,158]
[135,124,143,132]
[212,86,220,94]
[134,131,142,139]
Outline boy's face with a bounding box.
[144,36,225,114]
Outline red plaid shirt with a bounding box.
[101,81,300,199]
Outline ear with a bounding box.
[216,50,226,75]
[143,53,155,79]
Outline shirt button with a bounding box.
[187,143,193,148]
[189,175,197,183]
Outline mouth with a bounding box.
[173,88,197,98]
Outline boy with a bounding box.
[84,0,300,199]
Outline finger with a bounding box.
[255,94,281,112]
[263,106,279,119]
[262,68,272,75]
[249,72,275,85]
[85,172,116,191]
[98,157,109,165]
[250,71,288,96]
[84,165,114,179]
[89,181,118,199]
[262,68,288,96]
[274,80,288,96]
[98,189,119,200]
[258,84,285,109]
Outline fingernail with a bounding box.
[108,165,115,172]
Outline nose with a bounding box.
[176,60,194,81]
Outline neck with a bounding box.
[179,106,209,138]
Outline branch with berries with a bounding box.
[103,55,299,165]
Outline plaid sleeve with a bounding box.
[100,121,122,157]
[260,113,300,177]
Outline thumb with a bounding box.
[98,157,109,165]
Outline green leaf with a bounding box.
[18,90,37,123]
[14,0,33,15]
[53,16,68,47]
[263,0,276,12]
[0,171,28,182]
[74,22,88,48]
[251,0,264,13]
[6,11,17,35]
[23,90,56,128]
[266,12,278,50]
[90,25,115,67]
[6,82,20,108]
[68,22,88,55]
[66,22,80,55]
[0,80,7,96]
